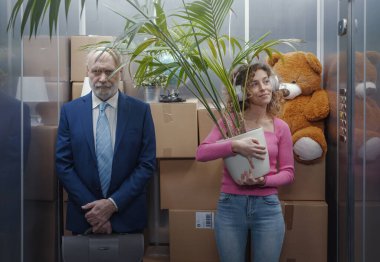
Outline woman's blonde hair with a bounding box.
[229,62,283,117]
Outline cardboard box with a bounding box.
[24,126,58,201]
[279,157,326,201]
[71,81,124,100]
[160,159,222,209]
[70,35,114,82]
[71,82,83,100]
[23,36,69,81]
[281,201,327,262]
[197,107,218,144]
[169,210,219,262]
[150,100,198,158]
[143,246,170,262]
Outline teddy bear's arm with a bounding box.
[304,89,330,121]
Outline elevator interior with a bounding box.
[1,0,380,261]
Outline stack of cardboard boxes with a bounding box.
[151,100,217,262]
[156,106,221,262]
[22,35,70,262]
[279,160,328,262]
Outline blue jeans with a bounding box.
[215,193,284,262]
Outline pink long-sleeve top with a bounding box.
[196,117,295,196]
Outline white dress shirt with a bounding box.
[92,91,118,150]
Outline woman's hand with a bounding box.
[232,138,267,160]
[236,170,266,186]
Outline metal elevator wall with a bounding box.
[324,0,380,261]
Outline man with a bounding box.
[56,48,156,234]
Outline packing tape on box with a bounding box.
[284,203,294,230]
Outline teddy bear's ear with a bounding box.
[366,51,380,66]
[267,53,282,67]
[305,52,322,75]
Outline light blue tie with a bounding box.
[96,102,113,197]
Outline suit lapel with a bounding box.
[82,93,97,162]
[114,92,130,154]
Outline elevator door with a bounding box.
[336,0,380,261]
[336,1,352,261]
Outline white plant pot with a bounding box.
[224,127,270,183]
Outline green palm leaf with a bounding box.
[8,0,302,138]
[7,0,85,38]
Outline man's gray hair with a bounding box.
[86,47,122,67]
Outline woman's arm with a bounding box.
[196,124,234,162]
[265,121,295,187]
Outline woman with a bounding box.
[196,63,294,262]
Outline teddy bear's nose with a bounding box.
[281,89,290,97]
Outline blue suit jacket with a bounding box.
[56,91,156,233]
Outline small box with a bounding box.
[24,126,58,201]
[279,158,326,201]
[281,201,328,262]
[169,210,219,262]
[150,100,198,158]
[70,35,114,82]
[159,159,222,209]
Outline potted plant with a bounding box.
[109,0,300,179]
[134,62,185,103]
[137,73,167,102]
[8,0,301,180]
[116,0,300,136]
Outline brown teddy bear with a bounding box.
[324,51,380,161]
[268,51,330,164]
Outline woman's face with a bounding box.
[246,69,273,107]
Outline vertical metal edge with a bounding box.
[346,0,354,260]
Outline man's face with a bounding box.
[87,51,120,101]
